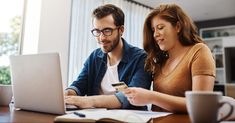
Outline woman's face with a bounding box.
[151,16,180,51]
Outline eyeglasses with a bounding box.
[91,27,119,37]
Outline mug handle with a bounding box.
[218,102,234,122]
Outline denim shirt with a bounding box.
[67,38,152,110]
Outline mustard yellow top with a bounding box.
[152,43,215,111]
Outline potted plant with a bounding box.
[0,66,13,106]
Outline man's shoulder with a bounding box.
[125,44,146,57]
[122,47,146,63]
[92,48,102,54]
[87,48,105,60]
[123,40,145,54]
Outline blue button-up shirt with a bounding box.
[68,38,151,110]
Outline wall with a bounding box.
[23,0,72,85]
[22,0,41,54]
[195,17,235,29]
[38,0,71,85]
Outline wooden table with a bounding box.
[0,106,191,123]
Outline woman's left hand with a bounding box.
[124,87,152,106]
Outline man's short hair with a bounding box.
[92,4,124,26]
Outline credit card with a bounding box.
[111,82,128,92]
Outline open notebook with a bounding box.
[54,109,171,123]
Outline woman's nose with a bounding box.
[153,30,160,38]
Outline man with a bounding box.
[65,4,151,110]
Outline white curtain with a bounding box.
[68,0,151,84]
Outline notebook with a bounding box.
[10,53,74,114]
[54,109,172,123]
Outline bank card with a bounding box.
[111,82,128,92]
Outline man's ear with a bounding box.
[119,25,124,36]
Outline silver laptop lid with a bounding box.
[10,53,66,114]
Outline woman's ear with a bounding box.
[176,21,181,33]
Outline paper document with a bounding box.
[54,109,172,123]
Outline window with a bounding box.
[0,0,24,85]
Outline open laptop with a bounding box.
[10,53,75,114]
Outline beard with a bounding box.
[99,33,120,53]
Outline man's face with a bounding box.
[92,15,122,53]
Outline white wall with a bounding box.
[22,0,41,54]
[23,0,72,85]
[38,0,71,84]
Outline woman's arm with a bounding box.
[124,75,215,113]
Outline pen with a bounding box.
[73,112,86,117]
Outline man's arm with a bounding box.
[91,95,122,108]
[65,95,121,109]
[66,55,92,96]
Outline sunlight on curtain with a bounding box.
[68,0,102,83]
[68,0,151,84]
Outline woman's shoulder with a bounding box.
[185,43,212,60]
[192,43,208,49]
[190,43,211,53]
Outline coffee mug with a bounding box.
[185,91,233,123]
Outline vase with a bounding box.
[0,85,12,106]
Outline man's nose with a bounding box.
[98,33,107,41]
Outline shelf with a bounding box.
[200,25,235,85]
[200,25,235,39]
[204,37,223,41]
[216,68,224,71]
[213,52,223,55]
[214,83,225,86]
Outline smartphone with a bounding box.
[111,82,128,92]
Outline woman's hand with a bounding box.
[65,96,93,108]
[124,87,152,106]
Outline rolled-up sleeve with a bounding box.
[115,92,129,108]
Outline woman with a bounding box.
[124,3,215,113]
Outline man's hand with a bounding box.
[65,96,94,108]
[65,89,77,96]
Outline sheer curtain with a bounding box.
[68,0,151,84]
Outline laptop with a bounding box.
[10,53,74,114]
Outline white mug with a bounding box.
[185,91,233,123]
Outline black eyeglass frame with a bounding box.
[91,27,120,37]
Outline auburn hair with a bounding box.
[143,3,204,76]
